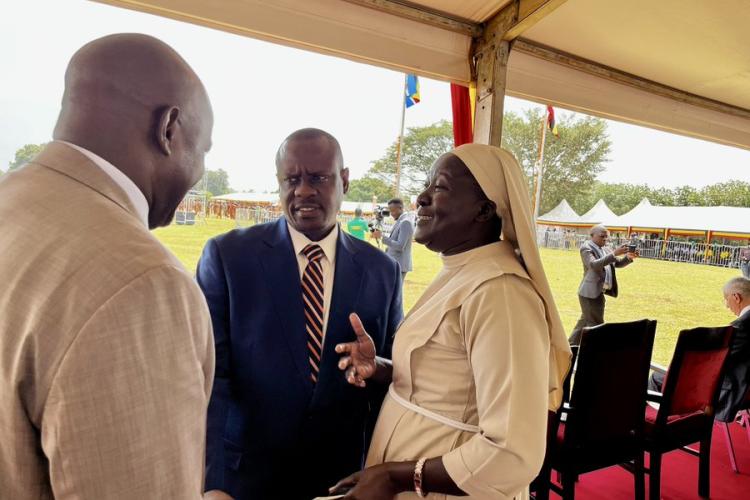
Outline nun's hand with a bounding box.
[335,313,377,388]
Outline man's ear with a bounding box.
[476,200,496,222]
[341,167,350,194]
[156,106,181,156]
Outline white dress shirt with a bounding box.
[740,304,750,319]
[287,222,338,339]
[59,141,149,228]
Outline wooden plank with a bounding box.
[513,38,750,120]
[343,0,482,37]
[471,7,517,146]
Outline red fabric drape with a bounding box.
[450,83,473,147]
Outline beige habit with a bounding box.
[0,142,214,498]
[365,145,571,499]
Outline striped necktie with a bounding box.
[302,244,325,384]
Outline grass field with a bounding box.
[154,217,739,365]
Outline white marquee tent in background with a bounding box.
[538,197,750,241]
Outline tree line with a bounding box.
[345,110,750,213]
[7,118,750,213]
[4,143,234,197]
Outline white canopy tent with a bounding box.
[614,199,750,240]
[537,199,581,225]
[578,199,620,226]
[95,0,750,153]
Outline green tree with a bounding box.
[502,109,611,215]
[9,143,46,171]
[672,185,703,206]
[503,108,611,213]
[701,180,750,207]
[346,176,395,203]
[579,182,655,215]
[199,168,232,196]
[368,120,454,196]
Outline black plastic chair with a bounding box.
[536,319,657,500]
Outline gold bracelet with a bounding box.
[414,457,427,498]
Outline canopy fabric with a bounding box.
[578,199,619,225]
[95,0,750,151]
[537,199,580,224]
[614,202,750,236]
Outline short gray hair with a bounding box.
[590,224,607,236]
[724,277,750,297]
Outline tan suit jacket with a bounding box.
[0,142,214,499]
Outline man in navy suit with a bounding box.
[198,128,403,500]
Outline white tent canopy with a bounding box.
[537,199,580,224]
[614,201,750,236]
[578,199,619,225]
[96,0,750,151]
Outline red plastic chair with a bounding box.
[643,325,734,500]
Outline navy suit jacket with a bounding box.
[197,218,403,499]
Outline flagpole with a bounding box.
[532,108,548,220]
[394,74,408,198]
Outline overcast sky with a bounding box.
[2,0,749,193]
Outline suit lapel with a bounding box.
[259,218,312,393]
[311,232,364,404]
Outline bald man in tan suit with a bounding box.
[0,35,214,498]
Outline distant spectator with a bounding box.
[569,225,637,345]
[373,198,414,283]
[347,207,368,241]
[740,244,750,278]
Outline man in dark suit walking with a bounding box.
[569,225,635,344]
[198,128,403,500]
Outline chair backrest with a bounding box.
[565,319,656,451]
[658,326,734,422]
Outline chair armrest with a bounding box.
[650,362,667,375]
[647,390,663,403]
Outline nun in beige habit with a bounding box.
[331,144,572,500]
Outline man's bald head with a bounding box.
[53,34,213,229]
[275,128,343,171]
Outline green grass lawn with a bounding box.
[155,218,739,365]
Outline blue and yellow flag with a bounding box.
[405,74,421,108]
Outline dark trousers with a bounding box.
[649,371,665,393]
[569,294,605,345]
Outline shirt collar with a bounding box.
[287,220,339,264]
[740,304,750,319]
[59,141,149,228]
